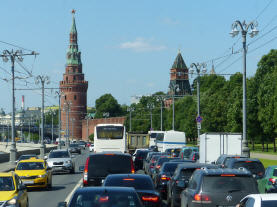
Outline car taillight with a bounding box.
[161,175,171,181]
[192,154,195,161]
[193,194,211,203]
[151,160,155,163]
[83,157,90,185]
[131,159,135,173]
[156,165,161,169]
[142,196,159,202]
[150,165,154,168]
[269,178,276,184]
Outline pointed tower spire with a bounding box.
[172,51,187,70]
[210,61,216,74]
[67,9,81,65]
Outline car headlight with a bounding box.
[7,198,17,205]
[38,173,47,178]
[65,160,72,164]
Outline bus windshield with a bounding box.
[96,126,124,139]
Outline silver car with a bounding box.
[46,149,75,174]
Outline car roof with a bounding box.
[196,168,252,176]
[246,194,277,200]
[75,186,137,193]
[228,158,262,163]
[106,174,151,179]
[89,152,131,157]
[0,172,14,177]
[176,163,218,170]
[51,149,69,152]
[18,158,44,163]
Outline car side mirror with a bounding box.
[18,184,27,191]
[79,166,84,172]
[57,202,67,207]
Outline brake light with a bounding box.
[192,154,195,161]
[142,196,159,202]
[269,178,276,184]
[83,157,90,185]
[245,161,252,163]
[99,196,109,203]
[161,175,171,181]
[221,174,235,177]
[123,178,135,181]
[150,165,154,168]
[193,194,211,203]
[156,165,161,169]
[151,160,155,163]
[131,159,135,174]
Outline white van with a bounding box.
[156,130,186,152]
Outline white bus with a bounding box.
[148,130,165,147]
[154,130,186,152]
[94,124,126,153]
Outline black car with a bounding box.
[154,162,186,200]
[69,143,81,154]
[103,174,161,207]
[214,154,247,168]
[144,152,164,174]
[134,150,151,171]
[82,152,135,186]
[224,157,265,179]
[57,187,143,207]
[167,163,218,207]
[148,155,168,177]
[180,168,259,207]
[152,157,181,180]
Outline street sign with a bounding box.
[196,116,203,123]
[197,122,201,130]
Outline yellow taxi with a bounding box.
[14,157,52,190]
[0,171,28,207]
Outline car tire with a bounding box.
[70,167,75,174]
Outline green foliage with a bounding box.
[88,133,94,142]
[95,94,124,118]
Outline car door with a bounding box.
[258,167,270,193]
[15,174,28,207]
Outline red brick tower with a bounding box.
[60,10,88,140]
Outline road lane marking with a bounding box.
[65,178,83,203]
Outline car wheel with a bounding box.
[70,167,75,174]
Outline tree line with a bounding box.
[94,49,277,151]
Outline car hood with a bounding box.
[15,169,46,176]
[0,190,17,201]
[47,158,71,162]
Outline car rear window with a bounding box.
[136,151,149,158]
[202,176,257,193]
[88,155,132,177]
[162,163,179,174]
[180,168,196,180]
[104,177,154,190]
[69,191,141,207]
[183,149,193,158]
[261,200,277,207]
[0,177,15,191]
[273,169,277,177]
[233,161,264,176]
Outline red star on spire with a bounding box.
[72,9,76,14]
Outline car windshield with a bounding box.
[104,177,154,190]
[0,177,15,191]
[16,162,45,170]
[202,176,257,192]
[180,168,196,180]
[136,151,149,159]
[162,163,179,174]
[261,200,277,207]
[69,191,142,207]
[49,151,70,158]
[273,169,277,177]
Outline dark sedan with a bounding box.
[103,174,161,207]
[58,186,143,207]
[69,143,81,154]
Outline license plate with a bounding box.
[23,180,34,184]
[54,167,63,170]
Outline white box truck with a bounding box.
[199,133,242,164]
[156,130,186,152]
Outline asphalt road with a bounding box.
[27,149,88,207]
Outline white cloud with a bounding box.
[163,17,179,25]
[119,38,166,52]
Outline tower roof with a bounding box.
[66,10,82,66]
[172,51,187,70]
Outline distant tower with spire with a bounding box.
[165,50,191,107]
[60,10,88,140]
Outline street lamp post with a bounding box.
[190,63,207,140]
[127,107,134,132]
[147,103,154,130]
[70,118,75,140]
[35,75,50,159]
[63,101,71,149]
[55,91,64,149]
[50,110,56,144]
[156,96,165,131]
[170,84,180,131]
[230,20,259,158]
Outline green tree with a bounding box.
[95,94,123,118]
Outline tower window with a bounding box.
[66,77,68,82]
[74,95,77,100]
[65,95,67,100]
[74,76,76,80]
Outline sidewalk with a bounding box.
[0,161,16,172]
[250,152,277,160]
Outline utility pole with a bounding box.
[190,63,207,141]
[35,75,50,159]
[127,107,134,132]
[50,109,56,144]
[230,20,259,157]
[55,91,64,149]
[70,118,75,140]
[147,103,154,130]
[170,84,179,131]
[63,101,71,149]
[0,49,38,163]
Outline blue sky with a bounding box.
[0,0,276,112]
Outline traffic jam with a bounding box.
[1,126,277,207]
